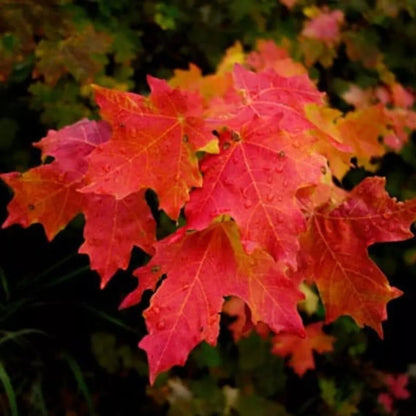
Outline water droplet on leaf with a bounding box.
[382,212,392,220]
[244,199,253,209]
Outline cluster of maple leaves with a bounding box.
[2,40,416,384]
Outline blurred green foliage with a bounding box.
[1,0,416,414]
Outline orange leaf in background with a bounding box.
[337,105,387,166]
[81,78,215,219]
[216,41,246,74]
[169,63,233,104]
[169,42,244,103]
[299,177,416,335]
[123,221,304,383]
[185,118,327,266]
[272,322,335,376]
[222,297,254,341]
[342,83,416,151]
[304,104,353,179]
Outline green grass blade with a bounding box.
[32,253,78,281]
[0,268,10,301]
[81,304,135,333]
[0,329,45,347]
[62,353,94,416]
[0,362,18,416]
[30,378,48,416]
[43,265,90,288]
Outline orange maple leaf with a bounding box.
[272,322,335,376]
[299,177,416,335]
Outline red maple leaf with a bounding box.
[2,40,416,386]
[80,78,215,219]
[1,119,112,240]
[208,64,324,132]
[299,177,416,335]
[185,118,327,266]
[272,322,335,376]
[78,191,155,288]
[122,221,304,383]
[34,119,111,172]
[384,374,410,400]
[2,119,156,287]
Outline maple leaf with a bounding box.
[384,374,410,400]
[169,63,233,105]
[81,78,216,219]
[301,8,344,46]
[185,118,327,266]
[168,42,245,104]
[246,39,307,77]
[79,191,156,288]
[299,177,416,335]
[1,164,85,241]
[216,41,246,74]
[1,119,111,241]
[122,221,304,383]
[208,65,324,132]
[222,296,254,341]
[378,392,394,413]
[341,83,416,151]
[272,322,335,376]
[337,105,387,168]
[342,85,375,109]
[1,119,156,287]
[278,0,298,10]
[34,119,111,172]
[33,24,112,86]
[304,103,353,179]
